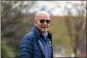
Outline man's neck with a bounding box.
[42,32,48,38]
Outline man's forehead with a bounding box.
[37,15,50,19]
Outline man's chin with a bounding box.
[41,28,48,32]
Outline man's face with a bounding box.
[35,14,50,32]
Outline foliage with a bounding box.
[1,39,16,58]
[1,1,35,57]
[64,1,86,57]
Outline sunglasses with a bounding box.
[40,20,50,24]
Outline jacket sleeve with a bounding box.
[20,34,34,58]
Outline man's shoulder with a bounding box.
[24,32,34,39]
[48,32,52,36]
[21,32,34,43]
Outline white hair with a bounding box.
[36,11,50,16]
[35,11,50,20]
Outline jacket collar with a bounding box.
[32,25,52,58]
[32,25,52,40]
[32,25,40,38]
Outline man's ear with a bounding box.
[35,20,37,23]
[35,20,37,24]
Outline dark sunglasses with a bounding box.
[40,20,50,24]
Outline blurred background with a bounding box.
[1,1,86,58]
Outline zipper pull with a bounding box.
[48,41,52,47]
[38,40,43,49]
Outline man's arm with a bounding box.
[20,35,34,58]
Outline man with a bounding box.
[20,11,53,58]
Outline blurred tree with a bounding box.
[1,1,36,57]
[64,1,86,57]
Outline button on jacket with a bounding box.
[20,26,53,58]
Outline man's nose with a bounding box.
[43,21,47,24]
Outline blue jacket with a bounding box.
[20,26,53,58]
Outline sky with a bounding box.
[22,1,86,16]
